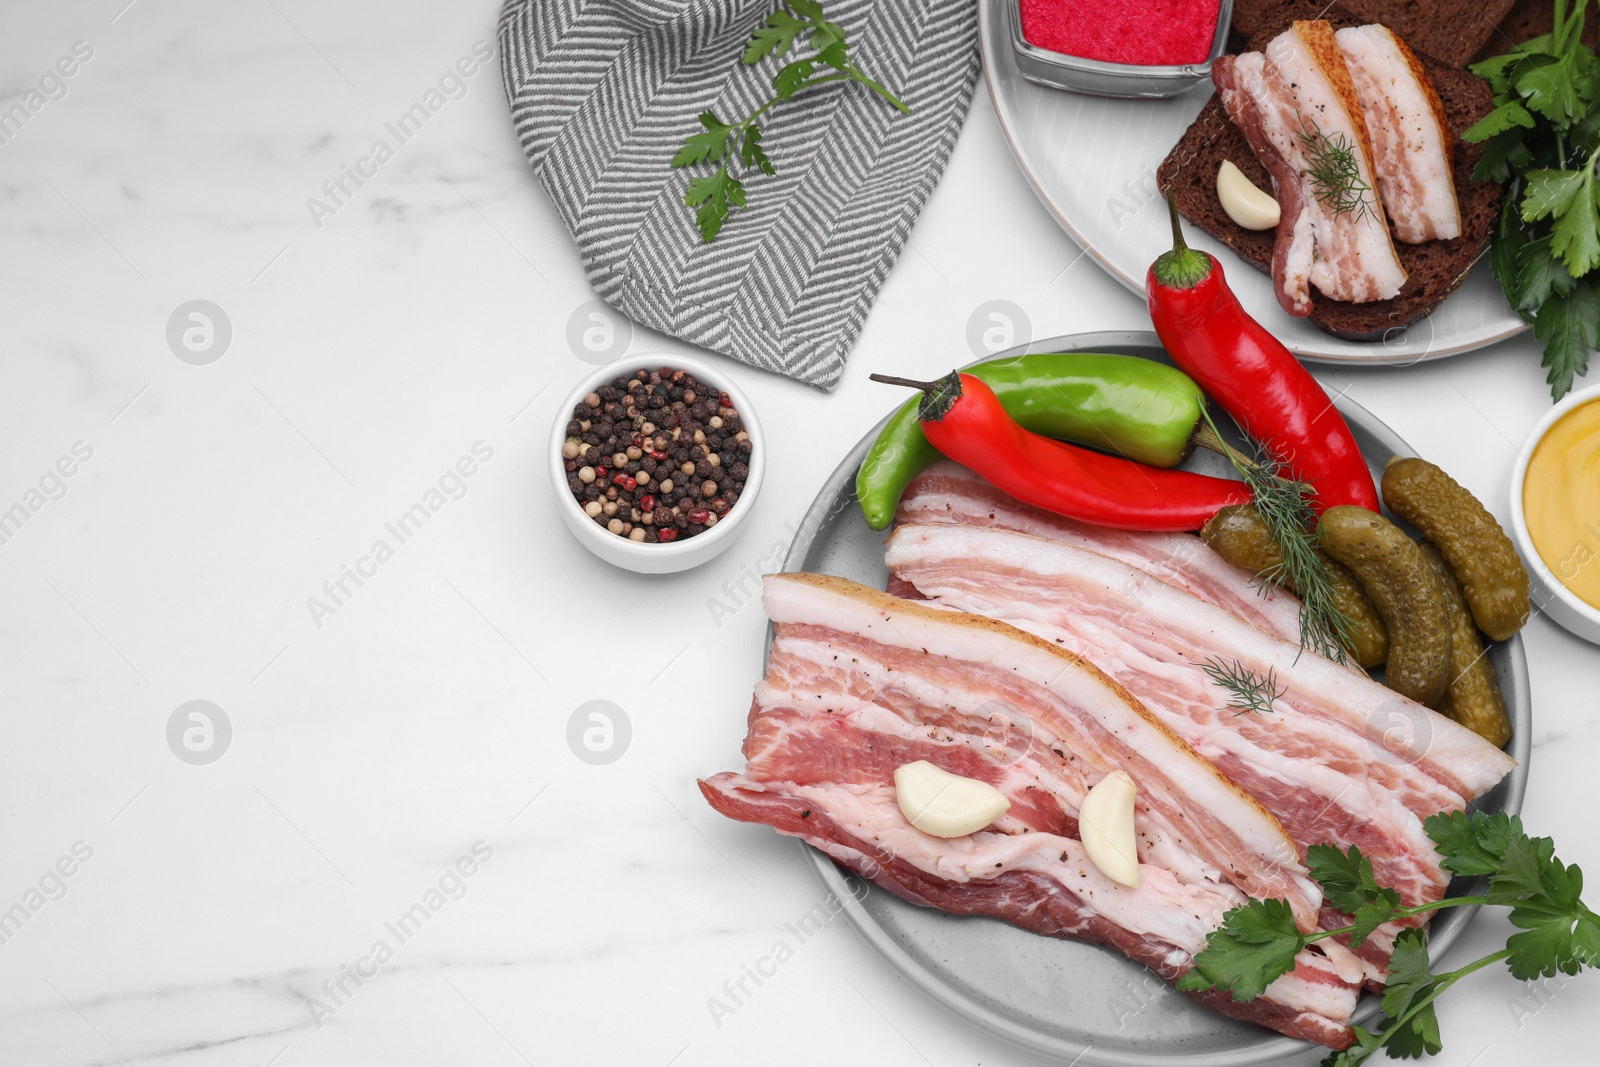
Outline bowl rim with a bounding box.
[1007,0,1234,82]
[1508,381,1600,629]
[547,352,766,561]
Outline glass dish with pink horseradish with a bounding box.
[1008,0,1233,99]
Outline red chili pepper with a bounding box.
[1144,195,1378,513]
[869,372,1250,531]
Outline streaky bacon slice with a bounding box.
[702,781,1361,1048]
[885,523,1518,979]
[700,574,1358,1047]
[896,461,1303,645]
[1336,24,1462,243]
[1214,20,1408,316]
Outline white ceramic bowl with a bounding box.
[549,353,766,574]
[1509,382,1600,645]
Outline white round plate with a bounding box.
[977,0,1529,364]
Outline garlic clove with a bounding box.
[1079,769,1141,889]
[893,760,1010,839]
[1217,160,1281,231]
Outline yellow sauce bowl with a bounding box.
[1512,384,1600,645]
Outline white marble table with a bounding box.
[2,2,1595,1065]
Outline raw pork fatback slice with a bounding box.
[700,574,1366,1048]
[1213,20,1409,315]
[895,461,1304,644]
[886,522,1518,978]
[1336,24,1463,243]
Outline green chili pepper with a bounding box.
[856,352,1209,530]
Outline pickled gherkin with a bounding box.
[1318,506,1452,708]
[1419,542,1512,747]
[1201,505,1389,667]
[1381,457,1530,641]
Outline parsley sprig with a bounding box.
[1465,0,1600,399]
[671,1,909,242]
[1178,811,1600,1065]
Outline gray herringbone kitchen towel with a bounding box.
[498,0,979,390]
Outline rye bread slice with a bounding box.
[1473,0,1600,63]
[1232,0,1517,68]
[1156,36,1501,340]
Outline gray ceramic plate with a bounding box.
[779,331,1531,1066]
[976,0,1529,365]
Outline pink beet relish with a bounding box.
[1020,0,1222,67]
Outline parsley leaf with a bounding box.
[1473,10,1600,398]
[740,124,774,176]
[1551,177,1600,274]
[1194,811,1599,1065]
[673,2,907,242]
[1308,843,1388,913]
[818,41,849,71]
[1348,894,1401,948]
[773,56,815,99]
[743,10,808,64]
[1473,129,1535,183]
[1534,278,1600,397]
[685,169,746,243]
[1521,167,1590,221]
[672,111,738,167]
[1425,809,1521,877]
[1503,854,1600,979]
[1320,1026,1387,1067]
[1463,99,1538,141]
[1488,828,1558,903]
[1515,236,1576,315]
[1176,898,1304,1001]
[1492,195,1534,315]
[1506,900,1600,978]
[1517,50,1589,125]
[1378,929,1445,1058]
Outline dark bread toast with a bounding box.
[1233,0,1517,68]
[1157,26,1500,341]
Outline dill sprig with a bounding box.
[1196,657,1286,716]
[1199,410,1355,664]
[1295,114,1376,223]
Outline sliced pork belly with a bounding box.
[702,778,1360,1047]
[700,573,1357,1047]
[884,523,1517,911]
[704,776,1361,1047]
[1213,20,1408,315]
[896,461,1303,645]
[747,573,1319,923]
[1336,25,1462,243]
